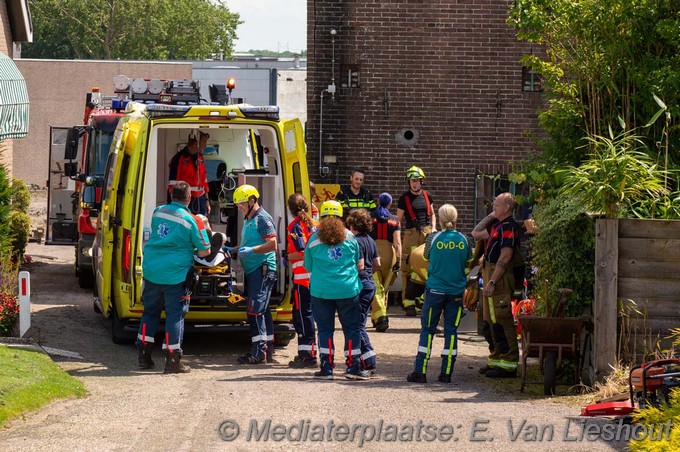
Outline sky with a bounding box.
[227,0,307,53]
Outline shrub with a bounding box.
[529,196,595,316]
[0,163,10,255]
[0,253,19,337]
[10,178,30,215]
[0,292,19,337]
[8,212,30,260]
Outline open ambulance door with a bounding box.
[127,120,150,310]
[46,126,81,244]
[94,128,128,317]
[281,119,309,200]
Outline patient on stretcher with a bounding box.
[194,231,228,267]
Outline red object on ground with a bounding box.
[580,401,634,417]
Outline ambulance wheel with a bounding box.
[78,268,94,289]
[274,333,293,347]
[543,350,558,396]
[112,303,134,344]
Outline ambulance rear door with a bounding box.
[281,118,309,200]
[95,126,126,316]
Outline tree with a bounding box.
[508,0,680,167]
[24,0,242,61]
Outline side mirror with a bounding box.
[64,127,80,160]
[82,184,97,210]
[63,162,79,177]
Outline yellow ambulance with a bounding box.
[92,90,308,344]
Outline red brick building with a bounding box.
[306,0,544,230]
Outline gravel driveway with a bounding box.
[0,242,635,451]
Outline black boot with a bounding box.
[164,353,191,374]
[137,343,155,369]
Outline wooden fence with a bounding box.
[594,218,680,378]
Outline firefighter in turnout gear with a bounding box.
[396,166,436,316]
[286,193,319,368]
[368,193,401,332]
[471,192,520,378]
[136,181,211,374]
[335,169,377,218]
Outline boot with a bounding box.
[137,343,155,369]
[164,353,191,374]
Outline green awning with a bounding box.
[0,51,29,140]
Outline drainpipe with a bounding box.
[319,83,336,178]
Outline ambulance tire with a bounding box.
[78,268,94,289]
[112,303,135,344]
[274,333,293,347]
[543,350,558,396]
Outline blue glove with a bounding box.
[222,245,237,253]
[238,246,255,257]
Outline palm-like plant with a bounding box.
[557,129,669,218]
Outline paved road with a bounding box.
[0,242,636,451]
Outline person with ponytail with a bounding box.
[286,193,319,368]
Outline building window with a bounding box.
[341,64,360,88]
[522,66,543,92]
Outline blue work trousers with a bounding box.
[188,196,207,215]
[358,285,377,369]
[413,288,463,376]
[312,295,362,372]
[136,280,190,355]
[292,283,316,359]
[246,268,277,359]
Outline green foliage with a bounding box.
[10,178,30,215]
[0,253,19,337]
[241,50,307,57]
[529,196,595,316]
[557,130,669,218]
[0,163,11,255]
[629,388,679,451]
[8,212,30,260]
[508,0,680,170]
[24,0,241,60]
[0,293,18,337]
[0,346,87,426]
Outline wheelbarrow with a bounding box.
[518,286,593,395]
[518,315,587,395]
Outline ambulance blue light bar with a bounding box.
[144,103,191,118]
[110,98,130,111]
[239,106,280,120]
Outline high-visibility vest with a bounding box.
[168,150,208,197]
[286,218,317,287]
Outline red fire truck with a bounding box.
[48,76,204,288]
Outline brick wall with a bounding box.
[307,0,544,232]
[13,60,193,186]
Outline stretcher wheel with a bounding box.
[544,350,558,395]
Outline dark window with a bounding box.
[292,162,302,194]
[522,66,543,92]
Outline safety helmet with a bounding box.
[320,200,343,218]
[233,184,259,204]
[405,166,426,180]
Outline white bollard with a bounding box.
[18,271,30,337]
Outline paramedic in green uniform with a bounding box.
[136,181,211,374]
[229,184,279,364]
